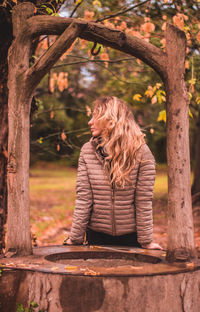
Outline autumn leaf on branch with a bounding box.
[61,131,67,141]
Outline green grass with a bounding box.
[154,169,168,199]
[30,164,77,244]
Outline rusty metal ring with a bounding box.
[91,42,101,56]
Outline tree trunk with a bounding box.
[165,24,196,261]
[0,7,12,253]
[6,4,35,256]
[192,110,200,196]
[0,63,8,254]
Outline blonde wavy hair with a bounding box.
[93,96,145,188]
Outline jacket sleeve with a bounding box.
[135,144,156,245]
[69,147,93,244]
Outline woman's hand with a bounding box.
[66,238,73,245]
[63,237,73,245]
[141,242,163,250]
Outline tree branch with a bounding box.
[52,57,136,68]
[52,57,155,86]
[70,0,85,18]
[95,0,150,23]
[89,59,140,85]
[23,15,167,81]
[26,21,86,91]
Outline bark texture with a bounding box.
[165,24,196,261]
[0,269,199,312]
[6,3,36,256]
[0,7,13,253]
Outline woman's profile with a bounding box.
[65,96,162,250]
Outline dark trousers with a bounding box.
[86,229,141,247]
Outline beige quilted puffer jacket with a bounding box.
[70,138,156,245]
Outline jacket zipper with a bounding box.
[111,183,116,236]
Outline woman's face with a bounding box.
[88,114,103,137]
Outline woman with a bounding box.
[65,96,162,249]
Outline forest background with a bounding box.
[1,0,200,250]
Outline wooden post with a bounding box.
[165,24,196,261]
[6,3,36,255]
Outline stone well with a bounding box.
[0,245,200,312]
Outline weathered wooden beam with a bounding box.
[165,24,196,261]
[22,15,167,81]
[26,22,86,92]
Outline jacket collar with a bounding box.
[90,136,106,165]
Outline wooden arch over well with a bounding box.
[6,2,196,261]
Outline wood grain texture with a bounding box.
[165,24,195,261]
